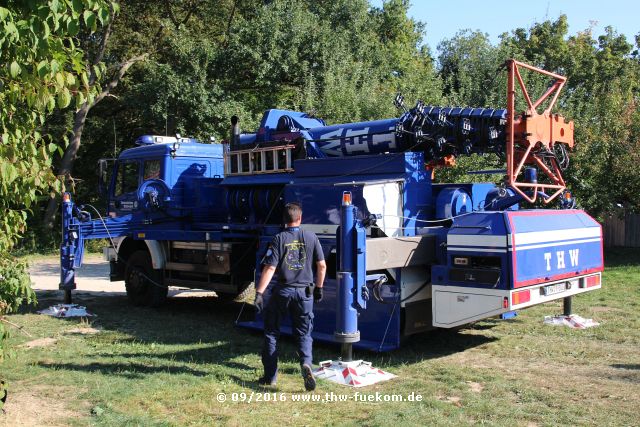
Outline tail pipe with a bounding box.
[230,115,240,149]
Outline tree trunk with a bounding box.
[43,102,91,229]
[42,51,149,228]
[42,1,202,228]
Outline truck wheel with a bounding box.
[124,250,168,307]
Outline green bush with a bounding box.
[13,219,61,256]
[0,257,36,361]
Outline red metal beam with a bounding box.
[505,59,574,204]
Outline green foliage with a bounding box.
[0,0,112,252]
[436,17,640,218]
[13,217,61,255]
[0,257,35,360]
[11,3,640,251]
[438,30,501,106]
[0,259,35,315]
[0,0,113,357]
[60,0,444,207]
[74,0,439,157]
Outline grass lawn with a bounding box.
[1,249,639,426]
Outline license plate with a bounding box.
[542,283,566,296]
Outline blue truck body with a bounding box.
[60,106,604,351]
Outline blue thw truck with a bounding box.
[59,60,603,352]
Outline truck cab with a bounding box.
[98,136,257,307]
[104,136,224,218]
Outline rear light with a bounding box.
[583,275,600,288]
[512,289,531,305]
[342,191,352,206]
[503,297,509,309]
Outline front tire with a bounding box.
[124,250,167,307]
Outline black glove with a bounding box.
[313,286,323,303]
[254,292,264,313]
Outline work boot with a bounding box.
[257,376,277,386]
[302,364,316,391]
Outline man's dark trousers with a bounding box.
[262,285,314,382]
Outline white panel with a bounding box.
[509,273,603,309]
[509,237,601,251]
[113,237,164,269]
[432,286,508,328]
[363,182,402,237]
[513,227,601,246]
[145,240,166,269]
[103,246,117,262]
[447,247,507,253]
[301,224,339,236]
[113,237,126,256]
[447,234,507,247]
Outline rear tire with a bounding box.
[124,250,167,307]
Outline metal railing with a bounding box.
[224,143,296,176]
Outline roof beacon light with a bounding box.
[342,191,352,206]
[134,135,199,146]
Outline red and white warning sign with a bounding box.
[313,360,396,387]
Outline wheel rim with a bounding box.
[128,268,148,295]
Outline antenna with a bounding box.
[544,1,550,19]
[112,118,117,158]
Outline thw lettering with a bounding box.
[569,249,579,267]
[543,249,579,271]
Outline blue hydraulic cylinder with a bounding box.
[308,118,399,157]
[524,167,537,183]
[334,192,366,345]
[59,193,77,290]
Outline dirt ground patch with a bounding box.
[65,327,101,335]
[466,381,484,393]
[19,337,57,349]
[0,385,88,427]
[27,254,217,299]
[438,395,463,407]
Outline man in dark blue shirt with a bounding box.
[254,202,326,391]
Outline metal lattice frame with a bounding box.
[506,59,575,204]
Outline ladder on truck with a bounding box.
[224,144,296,176]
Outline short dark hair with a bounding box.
[283,202,302,224]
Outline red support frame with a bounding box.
[506,59,575,204]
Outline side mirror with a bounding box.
[171,133,181,157]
